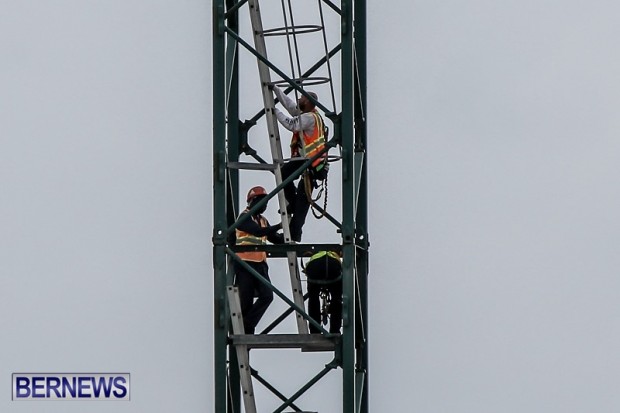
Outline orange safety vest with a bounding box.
[290,111,326,168]
[235,212,268,262]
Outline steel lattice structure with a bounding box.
[213,0,368,411]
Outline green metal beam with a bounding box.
[273,360,339,413]
[231,243,341,257]
[212,0,228,411]
[354,0,369,410]
[225,3,241,411]
[250,368,304,412]
[340,0,357,411]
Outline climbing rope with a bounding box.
[303,168,328,219]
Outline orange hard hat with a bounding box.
[246,186,267,203]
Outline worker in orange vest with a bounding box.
[234,186,284,334]
[271,85,328,242]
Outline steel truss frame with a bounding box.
[213,0,368,411]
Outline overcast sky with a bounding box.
[2,1,620,412]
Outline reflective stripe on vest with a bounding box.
[305,250,342,285]
[308,250,341,264]
[291,111,326,168]
[235,213,268,262]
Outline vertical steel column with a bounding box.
[354,0,369,411]
[341,0,356,412]
[225,2,241,411]
[226,0,240,224]
[212,1,228,412]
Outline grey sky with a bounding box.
[2,1,620,412]
[370,1,620,412]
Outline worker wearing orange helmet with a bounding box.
[234,186,284,334]
[271,85,328,242]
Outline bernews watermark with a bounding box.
[12,373,130,401]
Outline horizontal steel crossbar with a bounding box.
[230,334,339,351]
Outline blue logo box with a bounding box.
[12,373,130,401]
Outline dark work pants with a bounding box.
[234,260,273,334]
[305,256,342,334]
[281,159,310,242]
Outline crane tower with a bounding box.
[212,0,368,411]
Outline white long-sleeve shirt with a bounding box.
[273,86,317,135]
